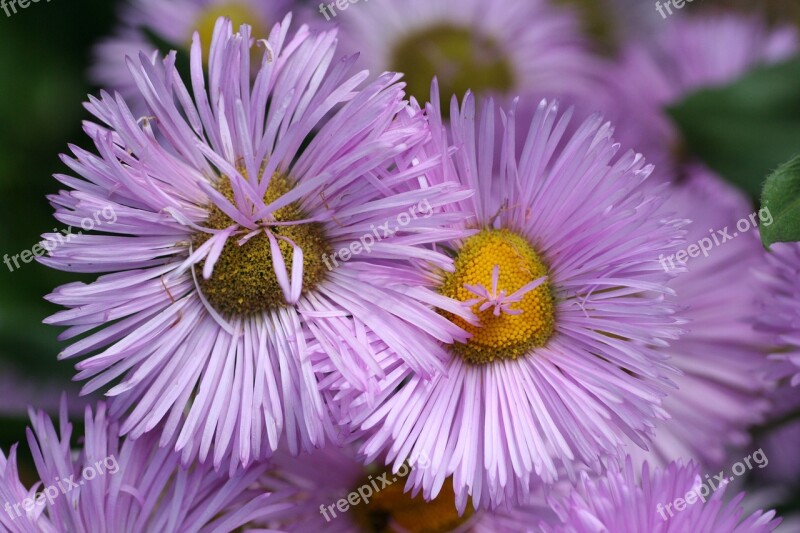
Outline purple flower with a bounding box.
[91,0,295,103]
[606,13,798,175]
[256,444,555,532]
[0,401,289,532]
[754,384,800,486]
[42,17,473,472]
[754,242,800,485]
[0,363,88,418]
[543,458,781,533]
[760,243,800,388]
[627,167,771,469]
[334,87,685,511]
[333,0,600,108]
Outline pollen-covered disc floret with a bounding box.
[351,473,474,533]
[390,25,514,108]
[440,229,554,364]
[195,174,331,316]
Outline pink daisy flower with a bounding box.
[628,167,771,469]
[753,384,800,486]
[91,0,295,102]
[332,0,600,109]
[0,401,290,532]
[607,13,798,173]
[754,242,800,485]
[543,458,782,533]
[760,242,800,388]
[256,444,555,532]
[41,17,472,472]
[335,88,685,511]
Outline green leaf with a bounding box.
[667,56,800,198]
[761,154,800,248]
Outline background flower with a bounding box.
[542,458,781,533]
[91,0,295,103]
[255,444,556,532]
[0,401,289,532]
[759,243,800,388]
[334,0,601,110]
[605,13,798,175]
[625,167,771,469]
[753,242,800,491]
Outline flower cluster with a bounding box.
[1,1,798,532]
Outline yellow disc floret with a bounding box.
[194,173,331,317]
[390,25,515,115]
[352,473,472,533]
[440,229,555,365]
[194,2,267,52]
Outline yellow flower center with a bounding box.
[390,24,515,114]
[554,0,617,53]
[440,229,555,365]
[194,173,331,316]
[194,2,266,51]
[352,475,472,533]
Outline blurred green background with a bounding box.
[0,0,115,430]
